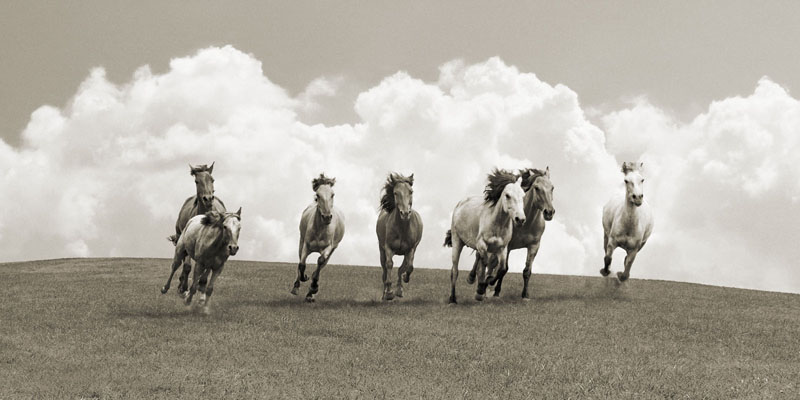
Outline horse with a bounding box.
[161,208,241,314]
[469,167,555,298]
[376,173,423,301]
[601,162,654,282]
[291,173,345,302]
[445,168,526,304]
[167,162,226,296]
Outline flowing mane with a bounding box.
[379,173,414,213]
[484,168,518,206]
[519,168,547,192]
[190,162,214,176]
[312,173,336,191]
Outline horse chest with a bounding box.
[306,234,331,252]
[389,238,412,254]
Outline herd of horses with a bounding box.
[160,161,654,312]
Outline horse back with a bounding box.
[176,196,227,235]
[451,196,483,249]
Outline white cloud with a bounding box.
[2,46,797,293]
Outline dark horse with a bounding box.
[167,162,226,296]
[376,173,423,300]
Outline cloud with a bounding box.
[1,46,797,293]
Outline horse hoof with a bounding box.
[493,291,500,297]
[383,292,395,301]
[487,276,497,286]
[617,272,629,282]
[396,289,404,298]
[448,297,457,305]
[179,291,189,299]
[290,287,299,296]
[403,273,411,283]
[305,295,315,303]
[202,306,211,315]
[475,293,484,302]
[466,274,476,285]
[300,274,309,282]
[600,268,611,277]
[161,287,168,294]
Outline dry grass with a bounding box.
[1,258,799,399]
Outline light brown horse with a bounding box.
[376,173,423,301]
[167,162,226,296]
[445,169,526,304]
[470,167,555,298]
[161,208,241,314]
[291,174,345,302]
[601,162,653,282]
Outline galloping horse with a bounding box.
[168,162,226,296]
[473,167,555,298]
[291,173,345,302]
[445,169,526,303]
[601,162,654,282]
[161,208,242,314]
[376,173,423,301]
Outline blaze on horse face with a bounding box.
[223,207,242,256]
[532,167,555,221]
[501,178,526,226]
[394,177,413,220]
[315,184,335,225]
[190,162,215,209]
[622,162,645,207]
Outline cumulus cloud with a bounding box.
[1,46,797,293]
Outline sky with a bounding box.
[1,2,799,293]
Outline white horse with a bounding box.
[291,173,345,302]
[601,162,654,282]
[445,169,526,303]
[161,208,242,314]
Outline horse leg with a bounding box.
[601,235,613,276]
[467,256,479,285]
[493,248,512,297]
[520,241,541,298]
[449,237,464,304]
[201,265,225,314]
[396,248,415,298]
[291,243,310,295]
[382,246,396,301]
[178,256,192,296]
[617,249,638,282]
[306,246,333,302]
[161,247,187,294]
[186,262,204,306]
[475,240,489,301]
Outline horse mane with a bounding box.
[621,162,642,174]
[312,173,336,191]
[201,211,239,254]
[519,168,547,192]
[201,211,223,226]
[379,173,414,212]
[484,168,519,206]
[190,163,213,176]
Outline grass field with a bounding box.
[1,258,799,399]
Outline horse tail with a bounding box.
[167,234,179,246]
[443,230,453,247]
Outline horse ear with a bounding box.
[515,176,523,186]
[208,161,214,174]
[409,173,414,186]
[236,207,241,217]
[189,164,196,175]
[545,166,550,177]
[638,162,644,170]
[330,177,336,187]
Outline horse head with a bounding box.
[486,169,526,226]
[622,161,645,207]
[222,207,242,256]
[190,162,215,209]
[312,173,336,225]
[522,166,555,221]
[381,172,414,220]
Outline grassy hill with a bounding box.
[1,258,798,399]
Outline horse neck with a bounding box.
[204,222,228,257]
[523,190,542,222]
[489,201,513,227]
[312,205,330,230]
[389,209,412,232]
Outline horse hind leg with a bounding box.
[449,238,464,304]
[617,250,638,282]
[467,256,479,285]
[292,243,310,296]
[178,256,192,296]
[600,236,613,277]
[161,249,186,294]
[306,247,334,302]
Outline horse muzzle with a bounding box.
[321,215,333,225]
[228,245,239,256]
[514,216,526,226]
[543,209,555,221]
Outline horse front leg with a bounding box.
[618,249,638,282]
[178,256,192,296]
[306,246,334,302]
[292,243,310,295]
[396,247,416,298]
[161,247,187,294]
[493,248,512,297]
[467,256,479,285]
[201,265,225,314]
[520,241,540,298]
[382,246,396,301]
[601,235,614,277]
[488,249,507,288]
[186,262,204,306]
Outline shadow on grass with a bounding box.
[229,295,443,310]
